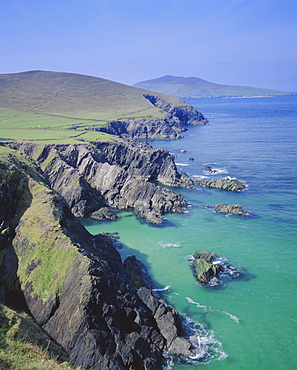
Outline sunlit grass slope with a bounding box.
[0,70,186,143]
[0,304,74,369]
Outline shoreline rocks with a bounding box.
[101,95,208,140]
[0,148,204,369]
[6,140,195,224]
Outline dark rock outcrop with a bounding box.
[7,140,194,224]
[102,95,207,140]
[212,204,250,215]
[195,177,246,191]
[90,207,119,221]
[0,148,203,369]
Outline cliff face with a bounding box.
[0,147,202,369]
[8,140,194,224]
[102,95,207,140]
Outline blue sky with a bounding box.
[1,0,296,91]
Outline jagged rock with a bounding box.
[213,204,250,215]
[100,97,207,140]
[7,140,193,223]
[90,207,118,221]
[0,148,204,368]
[124,256,153,290]
[193,250,223,283]
[195,177,246,191]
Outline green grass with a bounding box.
[0,109,116,143]
[0,304,74,370]
[0,71,192,143]
[15,179,86,302]
[0,147,89,301]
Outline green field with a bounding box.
[0,109,115,143]
[0,71,189,143]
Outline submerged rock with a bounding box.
[204,166,219,174]
[195,177,246,191]
[212,204,250,215]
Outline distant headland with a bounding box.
[133,75,292,99]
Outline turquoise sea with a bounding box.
[83,96,297,369]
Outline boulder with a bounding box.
[90,207,118,221]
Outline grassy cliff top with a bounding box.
[133,75,291,99]
[0,71,187,143]
[0,303,73,369]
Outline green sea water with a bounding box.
[82,96,297,369]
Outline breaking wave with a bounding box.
[158,241,181,248]
[162,315,228,369]
[186,296,240,324]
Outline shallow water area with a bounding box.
[83,96,297,369]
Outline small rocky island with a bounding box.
[212,204,250,215]
[195,177,246,191]
[192,250,241,285]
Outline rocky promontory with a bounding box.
[0,147,203,369]
[102,95,207,140]
[7,140,195,224]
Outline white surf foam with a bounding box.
[222,311,240,323]
[175,162,189,166]
[158,241,181,248]
[152,285,171,292]
[186,296,208,311]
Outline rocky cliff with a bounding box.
[0,146,202,369]
[101,97,207,140]
[8,140,194,224]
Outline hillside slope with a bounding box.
[133,75,290,99]
[0,71,206,142]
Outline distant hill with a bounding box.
[133,75,291,99]
[0,71,202,143]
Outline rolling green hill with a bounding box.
[0,71,189,143]
[133,75,291,99]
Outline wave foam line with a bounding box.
[187,298,240,323]
[152,285,171,292]
[158,241,181,248]
[222,311,240,323]
[186,297,208,311]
